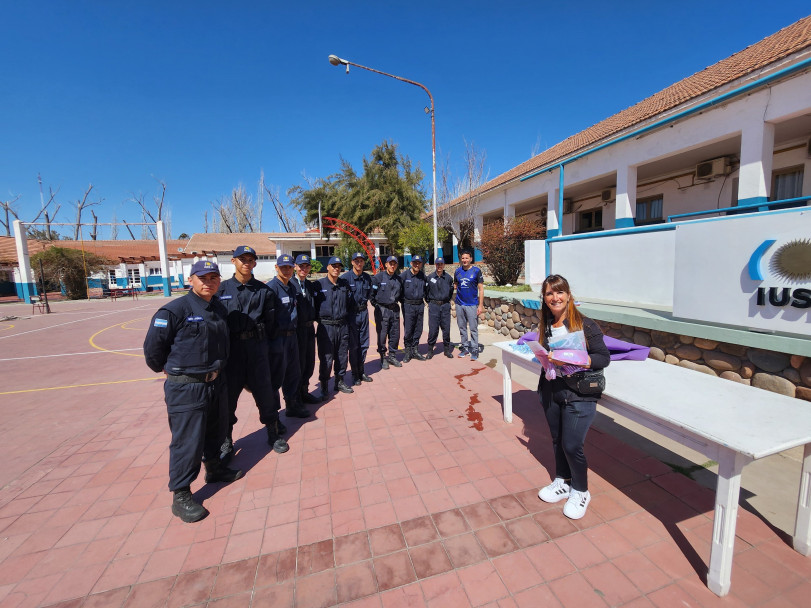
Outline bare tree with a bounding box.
[121,219,137,240]
[264,183,303,233]
[36,175,62,239]
[203,210,209,233]
[130,179,167,239]
[1,194,22,237]
[437,140,489,249]
[73,184,102,241]
[211,184,258,233]
[90,210,99,241]
[110,213,119,240]
[257,170,265,232]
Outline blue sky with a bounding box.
[2,1,809,239]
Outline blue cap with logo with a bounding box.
[233,245,257,258]
[351,252,366,260]
[295,254,311,265]
[327,256,344,266]
[435,257,445,264]
[190,260,220,277]
[276,254,294,267]
[411,255,424,263]
[385,255,398,263]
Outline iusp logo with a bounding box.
[749,238,811,309]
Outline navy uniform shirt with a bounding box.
[341,269,373,313]
[315,276,351,321]
[292,275,318,324]
[144,290,229,375]
[400,268,427,302]
[266,277,298,333]
[217,276,276,337]
[426,270,455,302]
[372,270,402,306]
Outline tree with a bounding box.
[73,184,102,241]
[178,232,190,240]
[211,184,259,233]
[289,140,427,251]
[130,179,169,239]
[478,217,546,286]
[31,247,113,300]
[437,140,488,250]
[399,222,447,258]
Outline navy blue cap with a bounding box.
[385,255,398,263]
[295,254,311,265]
[411,255,424,263]
[435,257,445,264]
[190,260,220,277]
[327,256,344,266]
[351,252,366,260]
[233,245,257,258]
[276,254,294,267]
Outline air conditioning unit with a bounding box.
[696,157,732,179]
[601,188,616,203]
[563,199,574,214]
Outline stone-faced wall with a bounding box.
[478,296,811,402]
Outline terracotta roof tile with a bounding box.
[0,236,190,265]
[183,233,277,255]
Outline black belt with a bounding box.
[377,302,399,311]
[273,329,296,337]
[429,299,450,305]
[404,299,424,305]
[166,371,219,384]
[233,330,261,340]
[320,318,346,326]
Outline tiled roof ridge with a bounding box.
[435,15,811,215]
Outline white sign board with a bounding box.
[673,209,811,337]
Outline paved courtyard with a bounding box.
[0,296,808,607]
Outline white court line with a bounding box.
[0,304,154,340]
[0,348,143,362]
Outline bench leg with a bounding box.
[707,449,748,596]
[502,357,513,424]
[794,443,811,555]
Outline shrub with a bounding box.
[31,247,113,299]
[478,218,546,285]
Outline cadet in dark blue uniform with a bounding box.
[315,256,354,399]
[143,260,244,523]
[425,257,456,359]
[372,255,403,369]
[342,252,374,386]
[217,246,288,460]
[400,255,428,363]
[266,255,310,419]
[293,254,321,404]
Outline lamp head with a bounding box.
[328,54,343,66]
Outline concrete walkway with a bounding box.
[0,296,808,607]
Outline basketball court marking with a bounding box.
[88,318,148,357]
[0,349,143,362]
[0,377,161,396]
[0,323,14,331]
[0,304,154,340]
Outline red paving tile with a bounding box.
[0,297,807,606]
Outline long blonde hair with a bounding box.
[540,274,584,333]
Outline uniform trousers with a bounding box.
[402,303,424,349]
[224,338,280,436]
[165,377,227,491]
[296,322,316,395]
[427,302,451,346]
[268,333,301,407]
[317,322,349,386]
[374,305,400,356]
[348,309,369,378]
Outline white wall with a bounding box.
[524,240,546,288]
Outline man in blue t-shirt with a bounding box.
[453,249,484,360]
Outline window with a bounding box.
[108,270,117,287]
[148,267,162,276]
[636,195,664,225]
[771,166,805,208]
[128,268,141,287]
[577,209,602,233]
[315,245,335,257]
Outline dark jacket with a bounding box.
[537,316,610,404]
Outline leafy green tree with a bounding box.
[398,222,447,259]
[289,140,427,251]
[31,247,113,299]
[478,218,546,285]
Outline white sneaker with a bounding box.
[538,478,571,503]
[563,489,591,520]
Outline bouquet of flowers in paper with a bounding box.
[524,330,590,379]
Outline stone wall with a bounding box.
[477,296,811,402]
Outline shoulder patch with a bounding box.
[153,318,168,328]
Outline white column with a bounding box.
[119,262,128,288]
[504,192,515,220]
[615,165,637,229]
[546,189,560,238]
[738,121,774,207]
[138,262,147,290]
[156,220,171,296]
[310,240,316,259]
[13,220,36,302]
[473,215,484,262]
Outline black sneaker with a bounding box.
[172,488,209,523]
[204,460,244,484]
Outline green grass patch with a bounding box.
[485,284,533,292]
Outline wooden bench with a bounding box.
[494,340,811,597]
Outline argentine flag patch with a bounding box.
[153,318,168,328]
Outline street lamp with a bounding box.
[328,54,439,261]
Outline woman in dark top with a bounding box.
[536,274,610,519]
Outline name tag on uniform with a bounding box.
[186,316,204,322]
[405,279,411,283]
[281,296,290,304]
[153,318,168,328]
[220,295,232,300]
[430,278,437,283]
[321,289,328,294]
[380,282,386,286]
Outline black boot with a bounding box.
[425,344,435,360]
[301,391,321,405]
[336,379,354,394]
[172,487,209,523]
[360,373,373,382]
[403,347,412,363]
[386,354,402,368]
[381,356,390,370]
[267,420,289,454]
[412,347,427,361]
[204,459,245,484]
[444,344,454,358]
[318,380,330,401]
[219,435,234,464]
[353,376,362,386]
[286,399,311,418]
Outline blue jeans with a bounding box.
[541,399,597,492]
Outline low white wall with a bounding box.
[524,240,546,288]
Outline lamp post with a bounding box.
[328,54,439,261]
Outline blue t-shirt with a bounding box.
[454,265,483,307]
